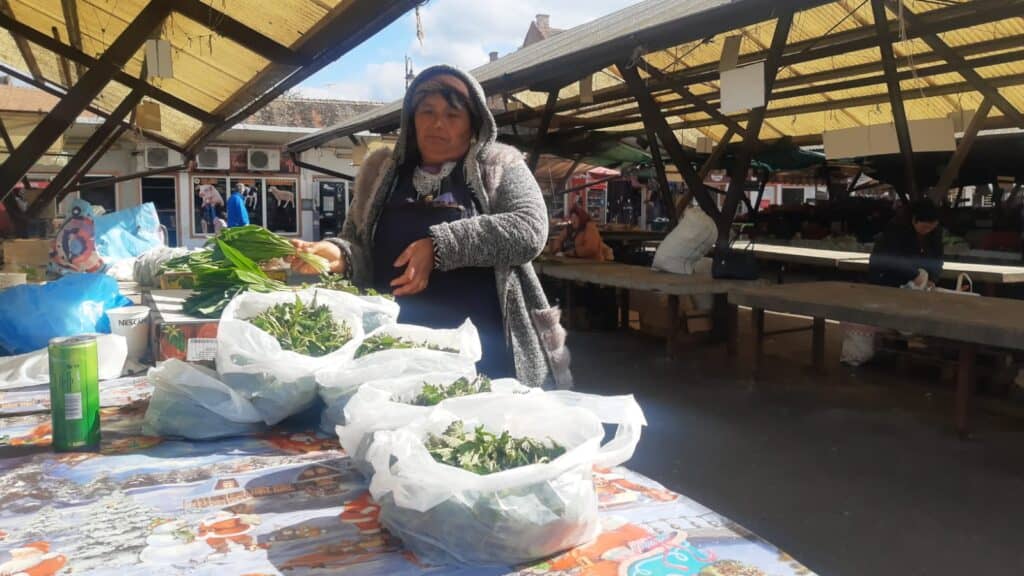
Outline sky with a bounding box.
[294,0,643,103]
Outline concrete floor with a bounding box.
[569,311,1024,576]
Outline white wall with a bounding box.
[299,148,359,241]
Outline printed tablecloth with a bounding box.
[0,379,816,576]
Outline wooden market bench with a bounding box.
[533,257,760,356]
[728,281,1024,435]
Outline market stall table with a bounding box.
[728,281,1024,435]
[0,381,818,575]
[534,257,760,355]
[837,257,1024,293]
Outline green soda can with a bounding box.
[48,335,101,452]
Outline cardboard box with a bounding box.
[146,290,219,364]
[629,290,712,337]
[2,238,52,268]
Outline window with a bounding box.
[78,176,117,214]
[191,175,298,236]
[143,177,177,246]
[192,176,227,235]
[265,178,298,234]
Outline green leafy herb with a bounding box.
[353,334,458,359]
[181,245,287,318]
[426,421,566,474]
[248,293,353,357]
[310,274,394,300]
[214,225,328,273]
[410,375,492,406]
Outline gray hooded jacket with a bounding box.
[328,65,571,388]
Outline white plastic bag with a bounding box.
[0,334,127,390]
[217,288,378,425]
[366,390,646,566]
[840,323,877,367]
[142,359,266,439]
[316,319,482,422]
[334,373,530,472]
[652,206,718,275]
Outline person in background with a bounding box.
[284,65,567,387]
[547,205,613,261]
[213,208,228,235]
[227,185,250,228]
[868,198,943,287]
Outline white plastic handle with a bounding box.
[545,391,647,469]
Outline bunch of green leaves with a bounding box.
[182,240,286,318]
[159,249,218,274]
[214,225,328,273]
[309,274,394,300]
[248,293,353,357]
[426,421,566,475]
[410,375,492,407]
[354,334,458,359]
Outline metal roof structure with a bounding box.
[0,0,417,219]
[287,0,1024,237]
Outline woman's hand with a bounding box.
[288,239,345,275]
[391,238,434,297]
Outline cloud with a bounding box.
[298,0,642,102]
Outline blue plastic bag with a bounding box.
[0,273,131,355]
[93,201,163,261]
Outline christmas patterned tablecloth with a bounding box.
[0,383,817,576]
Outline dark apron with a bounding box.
[371,166,516,378]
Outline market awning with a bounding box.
[0,0,417,217]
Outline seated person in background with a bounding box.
[868,198,943,287]
[547,205,613,261]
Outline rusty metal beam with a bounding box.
[621,62,715,222]
[528,90,559,173]
[718,10,792,245]
[59,124,127,204]
[933,98,993,201]
[0,61,188,155]
[0,11,219,125]
[27,90,143,217]
[0,0,170,205]
[872,0,915,201]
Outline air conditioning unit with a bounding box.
[196,146,230,170]
[247,148,280,172]
[144,146,182,169]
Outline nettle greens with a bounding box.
[354,334,458,359]
[410,375,492,407]
[248,294,353,357]
[313,274,393,300]
[425,421,566,475]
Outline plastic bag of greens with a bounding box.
[333,372,530,473]
[365,390,646,566]
[217,288,370,425]
[142,360,266,440]
[315,320,481,423]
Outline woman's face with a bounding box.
[414,88,473,166]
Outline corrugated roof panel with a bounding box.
[200,0,342,48]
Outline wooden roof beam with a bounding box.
[60,0,85,80]
[0,12,220,124]
[933,98,993,201]
[872,0,916,201]
[719,10,792,244]
[0,0,42,82]
[886,0,1024,129]
[0,0,171,205]
[635,58,748,138]
[492,0,1020,126]
[173,0,305,66]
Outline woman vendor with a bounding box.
[547,205,613,262]
[289,66,569,388]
